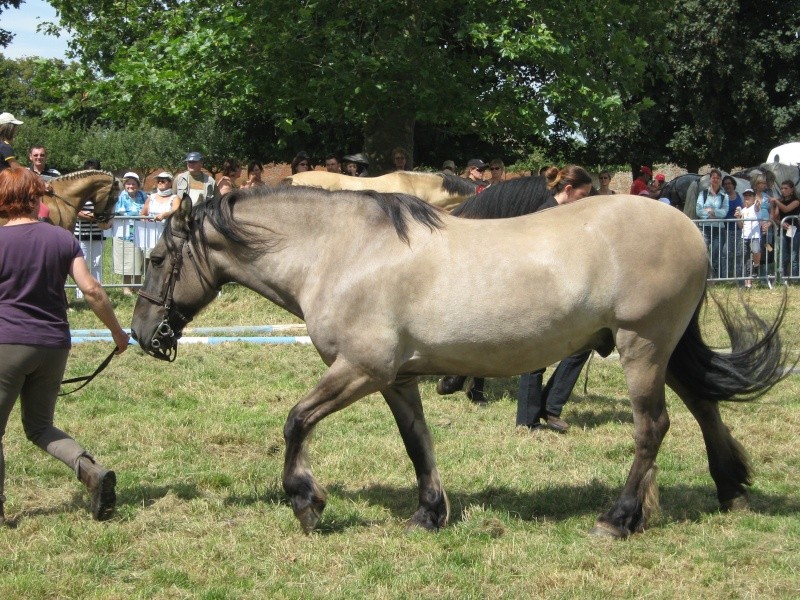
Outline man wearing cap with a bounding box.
[0,113,24,173]
[442,160,456,176]
[630,166,652,195]
[648,173,666,198]
[174,152,218,206]
[465,159,488,192]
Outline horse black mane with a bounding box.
[174,185,444,252]
[439,173,480,196]
[452,175,553,219]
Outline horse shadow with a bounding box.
[320,480,800,534]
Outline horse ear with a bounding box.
[171,193,193,233]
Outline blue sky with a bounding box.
[3,0,70,60]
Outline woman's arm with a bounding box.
[70,256,129,353]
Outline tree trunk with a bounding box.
[364,113,415,175]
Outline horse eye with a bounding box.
[150,255,164,267]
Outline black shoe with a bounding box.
[545,414,569,433]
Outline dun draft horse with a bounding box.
[284,170,479,211]
[131,186,788,538]
[46,170,120,231]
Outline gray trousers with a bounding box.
[0,345,87,502]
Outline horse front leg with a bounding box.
[381,376,450,531]
[283,360,380,533]
[592,353,670,539]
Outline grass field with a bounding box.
[1,286,799,599]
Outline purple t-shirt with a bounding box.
[0,222,82,348]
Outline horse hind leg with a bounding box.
[667,374,752,511]
[592,334,670,538]
[382,376,450,531]
[283,360,381,533]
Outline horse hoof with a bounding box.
[721,494,749,512]
[406,508,444,532]
[436,376,465,395]
[589,521,629,540]
[292,496,326,534]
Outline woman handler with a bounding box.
[0,168,129,524]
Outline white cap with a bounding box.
[156,171,173,180]
[0,112,23,126]
[123,171,140,182]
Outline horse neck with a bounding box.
[47,176,107,231]
[205,194,371,316]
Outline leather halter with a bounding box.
[136,230,193,361]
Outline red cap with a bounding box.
[640,166,652,176]
[655,173,665,182]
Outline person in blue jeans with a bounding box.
[517,352,592,432]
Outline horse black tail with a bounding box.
[668,290,792,402]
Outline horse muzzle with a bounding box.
[133,318,180,362]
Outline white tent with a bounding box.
[767,142,800,166]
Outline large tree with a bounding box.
[587,0,800,172]
[46,0,659,171]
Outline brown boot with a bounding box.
[76,454,116,521]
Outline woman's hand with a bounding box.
[112,329,130,354]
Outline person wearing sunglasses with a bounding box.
[291,151,312,175]
[464,159,488,192]
[487,159,505,186]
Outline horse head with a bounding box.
[131,194,218,360]
[46,170,120,230]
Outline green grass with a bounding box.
[1,286,799,598]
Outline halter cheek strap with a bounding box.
[136,232,193,361]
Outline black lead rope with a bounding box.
[58,346,119,396]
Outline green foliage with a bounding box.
[14,118,183,174]
[45,0,659,168]
[588,0,800,171]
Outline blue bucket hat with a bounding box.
[185,151,203,162]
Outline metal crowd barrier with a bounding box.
[692,216,800,286]
[67,215,165,291]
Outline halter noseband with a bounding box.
[136,230,193,361]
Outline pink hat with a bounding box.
[655,173,665,182]
[640,166,652,176]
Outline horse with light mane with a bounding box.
[131,186,788,538]
[284,170,479,211]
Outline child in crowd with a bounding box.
[739,188,761,289]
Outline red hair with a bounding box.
[0,167,46,218]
